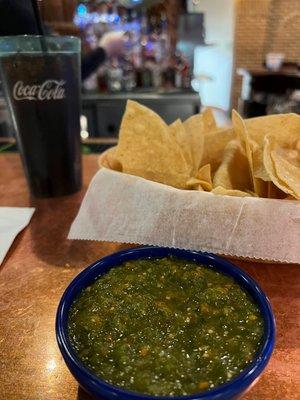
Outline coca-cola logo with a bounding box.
[13,80,66,101]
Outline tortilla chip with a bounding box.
[183,114,205,171]
[212,186,252,197]
[232,110,268,197]
[186,164,213,191]
[197,181,212,191]
[201,128,235,174]
[196,184,205,191]
[169,119,194,171]
[262,121,300,199]
[284,195,298,200]
[252,146,270,181]
[263,135,299,198]
[197,164,212,183]
[246,190,259,197]
[186,177,202,187]
[213,140,253,192]
[99,147,123,171]
[186,179,211,191]
[267,181,287,199]
[271,143,300,199]
[246,113,300,146]
[114,100,192,189]
[246,113,300,189]
[202,108,217,132]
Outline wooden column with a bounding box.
[40,0,79,36]
[40,0,65,22]
[62,0,78,22]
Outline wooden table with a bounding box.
[0,154,299,400]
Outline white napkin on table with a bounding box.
[0,207,35,265]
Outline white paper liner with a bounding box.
[68,168,300,264]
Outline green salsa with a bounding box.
[68,257,264,396]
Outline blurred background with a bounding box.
[0,0,299,152]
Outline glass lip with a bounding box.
[0,34,79,41]
[0,35,80,55]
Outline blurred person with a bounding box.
[82,31,125,80]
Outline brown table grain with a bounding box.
[0,153,299,400]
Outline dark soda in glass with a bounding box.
[0,36,82,197]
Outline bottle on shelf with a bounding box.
[106,58,123,92]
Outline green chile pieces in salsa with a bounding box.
[68,257,264,396]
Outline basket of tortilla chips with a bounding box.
[100,100,299,200]
[69,100,299,263]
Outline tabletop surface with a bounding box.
[0,153,299,400]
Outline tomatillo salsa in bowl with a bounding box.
[56,247,275,400]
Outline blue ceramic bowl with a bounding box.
[56,247,275,400]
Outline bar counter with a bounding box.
[0,153,299,400]
[81,91,200,137]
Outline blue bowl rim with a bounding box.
[56,246,276,400]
